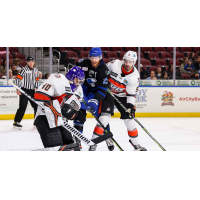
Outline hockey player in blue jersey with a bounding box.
[74,47,114,151]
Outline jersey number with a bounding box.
[103,78,108,84]
[42,83,52,91]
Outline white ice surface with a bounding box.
[0,118,200,151]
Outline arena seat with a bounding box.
[0,59,3,66]
[148,52,160,60]
[20,60,27,67]
[100,47,110,52]
[176,52,184,61]
[80,51,89,58]
[9,47,19,54]
[119,51,126,59]
[85,47,93,51]
[141,47,152,53]
[0,47,5,51]
[2,53,13,59]
[140,59,151,66]
[135,51,144,58]
[167,47,179,53]
[156,59,167,66]
[9,59,14,65]
[168,60,180,66]
[181,74,190,79]
[103,58,111,64]
[106,51,118,60]
[66,51,78,65]
[193,47,200,54]
[154,47,166,53]
[149,66,158,72]
[15,53,26,60]
[111,47,124,52]
[180,47,192,54]
[124,47,137,52]
[161,52,172,60]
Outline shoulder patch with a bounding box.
[54,74,61,78]
[82,67,88,71]
[105,70,110,75]
[78,59,84,63]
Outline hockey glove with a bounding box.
[127,103,136,118]
[87,99,99,113]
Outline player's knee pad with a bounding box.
[123,119,138,138]
[60,126,74,144]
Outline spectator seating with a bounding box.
[0,47,5,51]
[2,53,13,59]
[180,47,192,54]
[167,47,179,53]
[20,60,27,67]
[169,60,180,66]
[0,59,3,66]
[154,47,166,53]
[193,47,200,54]
[15,53,26,60]
[80,51,89,58]
[66,51,78,65]
[125,47,137,51]
[111,47,124,52]
[106,51,118,60]
[187,53,198,59]
[9,59,14,65]
[100,47,110,52]
[176,52,184,61]
[149,66,158,72]
[181,74,190,79]
[103,58,111,64]
[156,59,167,66]
[141,47,152,53]
[9,47,19,54]
[161,52,172,60]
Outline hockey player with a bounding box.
[106,51,147,151]
[34,66,85,151]
[74,47,114,151]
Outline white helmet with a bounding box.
[123,51,137,65]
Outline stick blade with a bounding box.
[92,132,113,145]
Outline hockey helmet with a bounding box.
[123,51,137,65]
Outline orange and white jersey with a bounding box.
[107,59,140,105]
[35,74,83,106]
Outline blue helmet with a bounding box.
[89,47,102,59]
[66,66,85,92]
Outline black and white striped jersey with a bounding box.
[15,65,39,90]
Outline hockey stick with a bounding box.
[9,80,112,146]
[107,89,166,151]
[82,99,124,151]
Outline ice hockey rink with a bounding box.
[0,117,200,151]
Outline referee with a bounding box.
[13,56,39,129]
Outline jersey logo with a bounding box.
[87,78,97,87]
[105,70,110,75]
[55,74,61,78]
[123,79,128,84]
[82,67,88,71]
[103,78,108,84]
[89,70,94,75]
[78,59,84,63]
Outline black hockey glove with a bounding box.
[127,103,136,118]
[61,104,80,120]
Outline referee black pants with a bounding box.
[14,88,37,123]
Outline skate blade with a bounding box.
[13,126,22,130]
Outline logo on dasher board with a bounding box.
[161,91,174,106]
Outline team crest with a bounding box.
[55,74,61,78]
[82,67,88,71]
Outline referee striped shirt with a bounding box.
[15,65,39,90]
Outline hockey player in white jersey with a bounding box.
[107,51,147,151]
[34,66,85,151]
